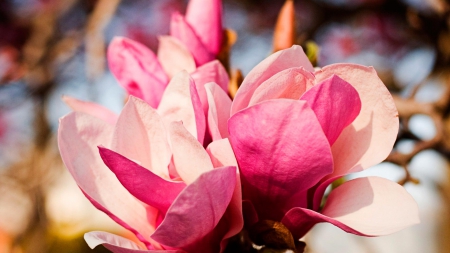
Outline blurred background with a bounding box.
[0,0,449,252]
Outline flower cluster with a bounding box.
[58,0,420,252]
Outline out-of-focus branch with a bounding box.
[387,74,450,184]
[85,0,121,81]
[218,29,238,73]
[22,0,78,89]
[229,69,243,99]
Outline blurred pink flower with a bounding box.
[58,3,229,247]
[58,91,242,252]
[0,112,5,140]
[206,45,420,239]
[107,36,228,114]
[108,0,226,112]
[64,0,228,146]
[0,46,23,83]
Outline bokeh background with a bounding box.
[0,0,449,252]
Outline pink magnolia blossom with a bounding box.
[64,71,206,144]
[58,91,243,252]
[63,0,228,146]
[206,45,420,239]
[108,0,226,113]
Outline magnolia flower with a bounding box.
[59,2,230,249]
[58,81,242,252]
[64,71,206,144]
[63,0,228,148]
[206,46,420,240]
[107,0,227,113]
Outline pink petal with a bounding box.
[228,100,333,221]
[157,36,196,79]
[151,166,237,251]
[107,37,168,108]
[231,45,314,115]
[83,194,158,249]
[85,231,185,253]
[58,112,154,245]
[192,60,229,92]
[85,231,145,251]
[281,207,357,240]
[168,121,213,184]
[221,172,244,243]
[300,75,361,146]
[99,147,186,214]
[185,0,223,55]
[191,60,230,115]
[157,71,205,143]
[205,82,232,141]
[206,138,237,168]
[111,96,171,178]
[248,67,314,107]
[62,95,118,125]
[170,13,214,66]
[282,177,420,239]
[312,64,399,209]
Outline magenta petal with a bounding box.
[185,0,223,55]
[85,232,186,253]
[58,112,154,244]
[107,37,168,108]
[151,166,237,251]
[248,67,314,107]
[62,96,118,125]
[205,82,232,141]
[228,99,333,220]
[281,207,357,240]
[300,75,361,146]
[283,177,420,239]
[157,71,206,143]
[231,45,314,115]
[191,60,230,115]
[170,13,214,66]
[99,147,186,214]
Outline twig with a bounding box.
[387,74,450,184]
[85,0,121,81]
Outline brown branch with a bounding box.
[85,0,121,81]
[21,0,78,89]
[388,74,450,184]
[397,165,420,185]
